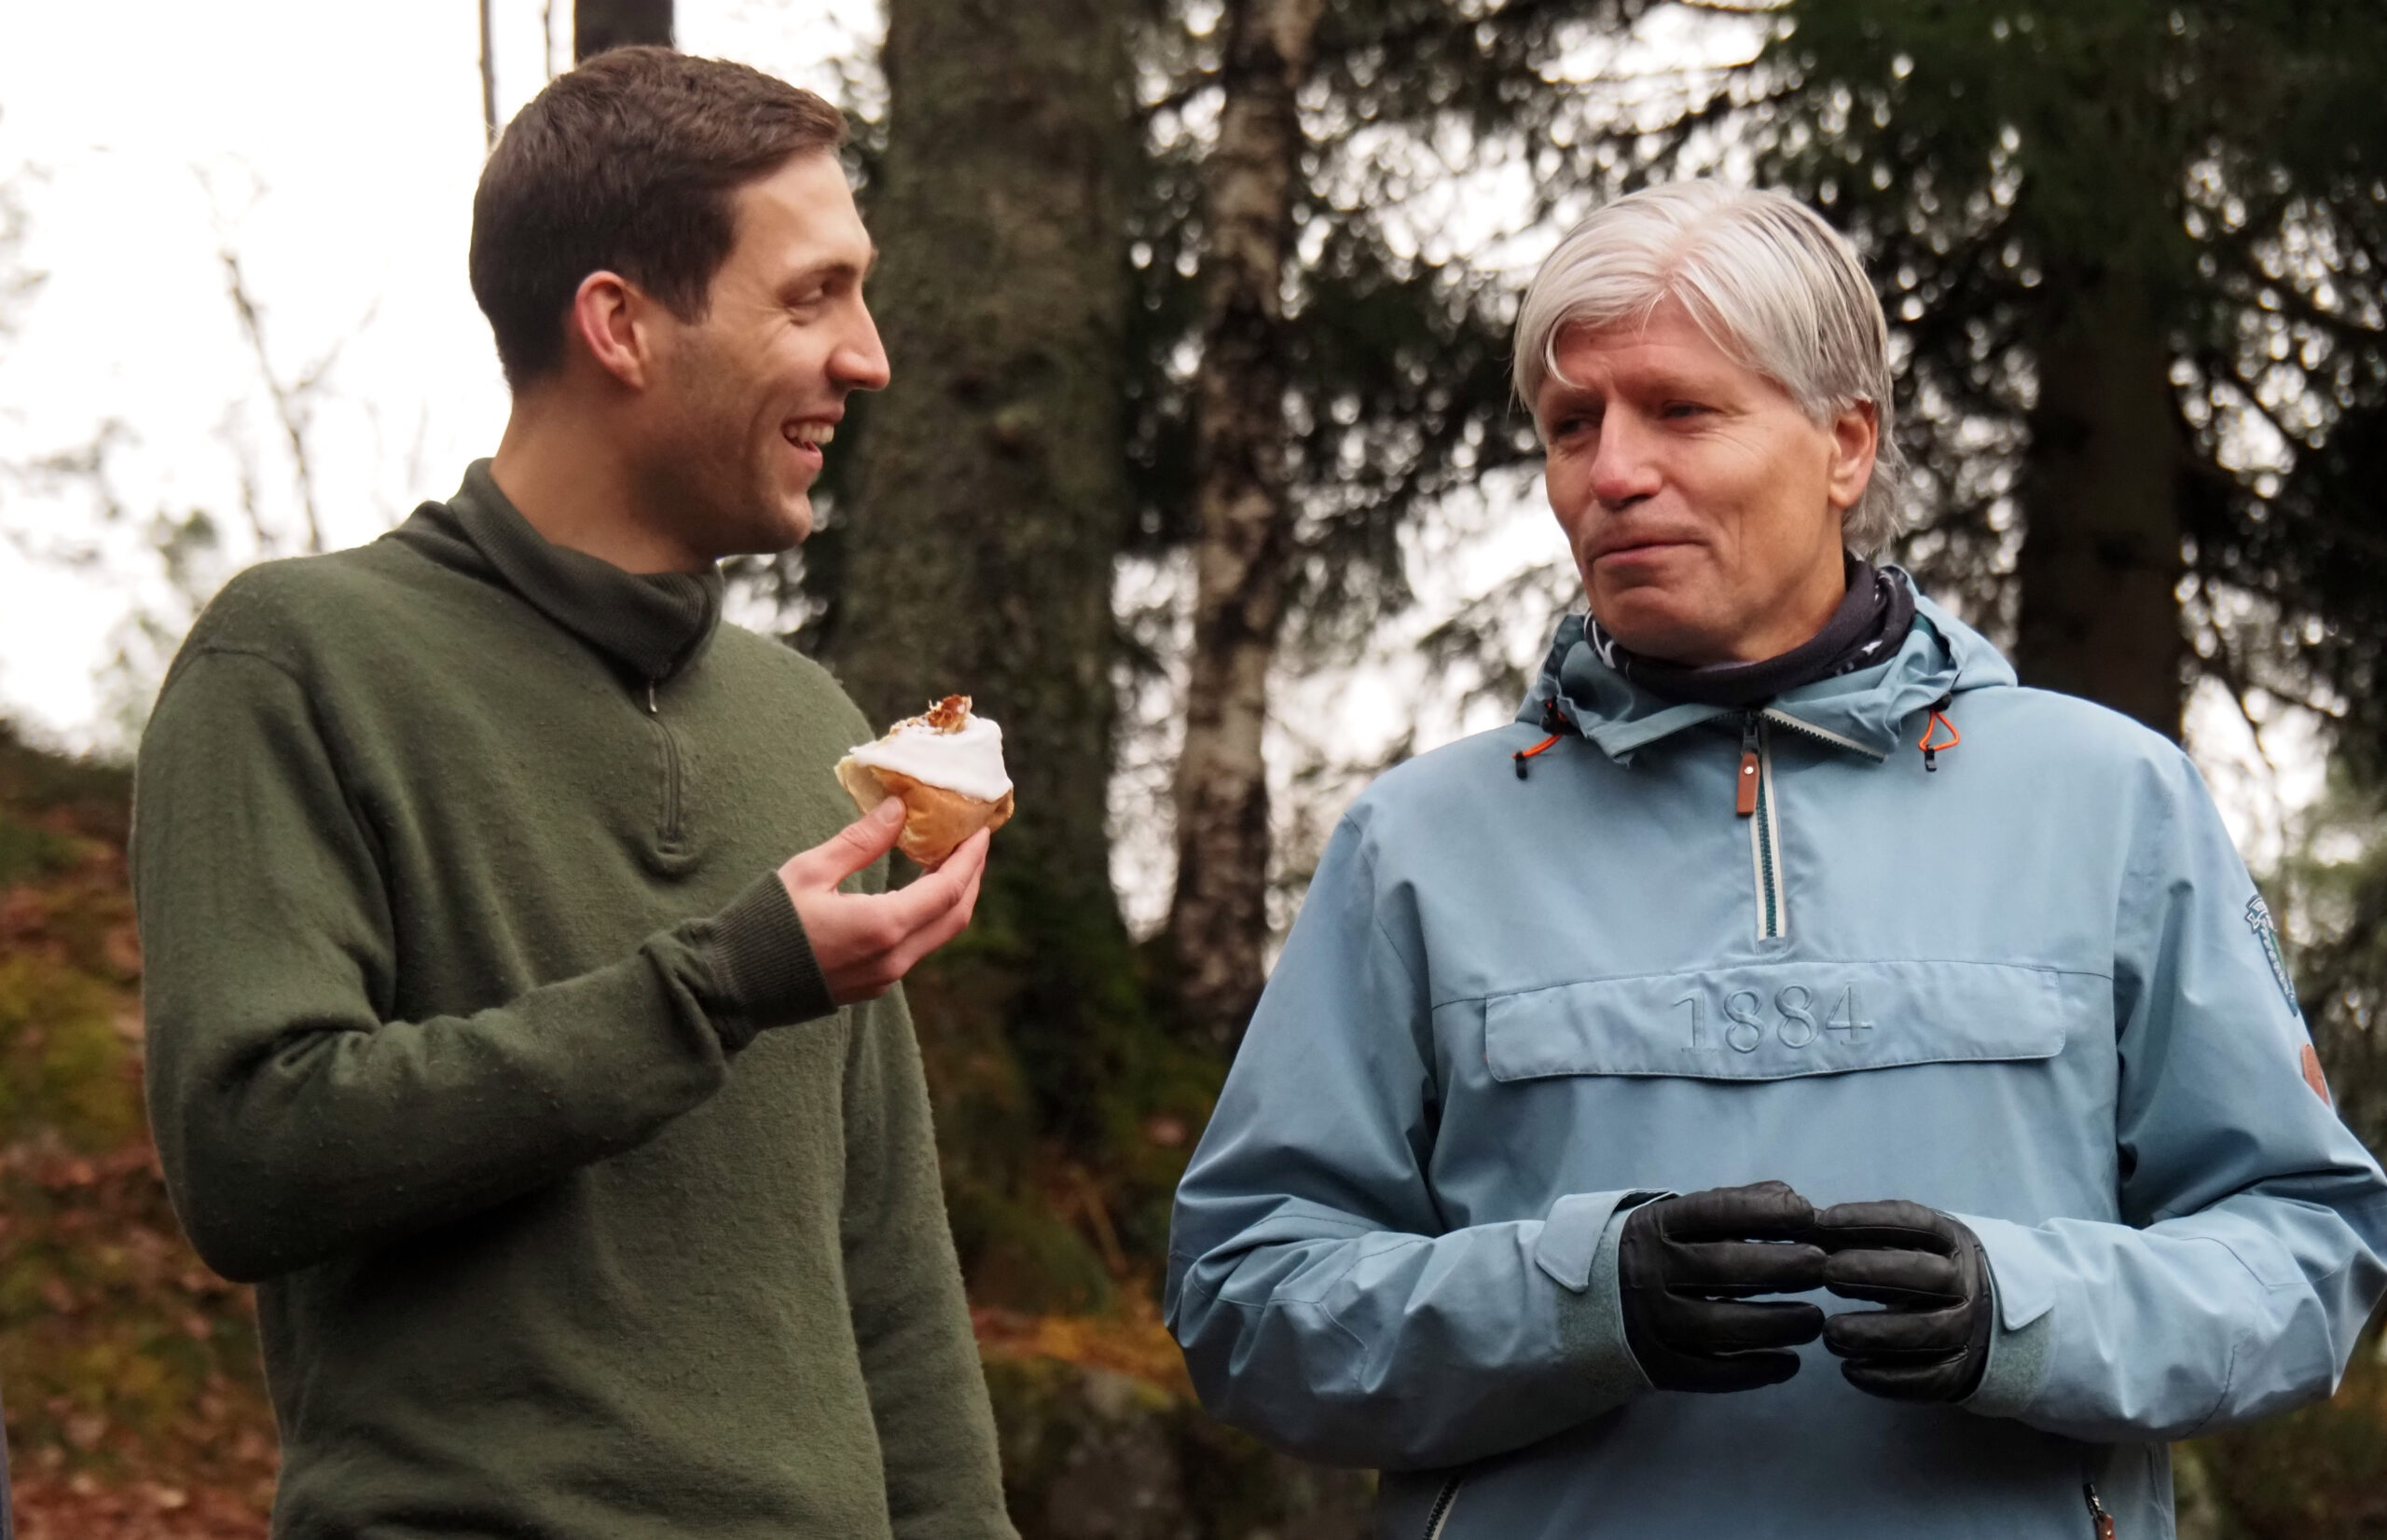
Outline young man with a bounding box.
[134,49,1014,1539]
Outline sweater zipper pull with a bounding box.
[2083,1483,2114,1540]
[646,681,659,716]
[1735,713,1760,818]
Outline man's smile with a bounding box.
[783,416,838,472]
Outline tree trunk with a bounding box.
[838,0,1176,1308]
[2013,262,2187,738]
[1164,0,1323,1053]
[479,0,500,147]
[573,0,671,62]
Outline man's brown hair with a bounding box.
[470,48,849,389]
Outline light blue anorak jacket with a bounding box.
[1166,592,2387,1540]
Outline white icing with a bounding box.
[848,713,1013,802]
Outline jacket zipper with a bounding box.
[1736,712,1787,942]
[1759,705,1883,760]
[1421,1475,1466,1540]
[646,680,684,847]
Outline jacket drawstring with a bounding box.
[1514,697,1570,780]
[1919,694,1959,772]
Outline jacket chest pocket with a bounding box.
[1483,959,2098,1083]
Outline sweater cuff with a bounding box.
[701,871,836,1049]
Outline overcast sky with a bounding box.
[0,0,873,742]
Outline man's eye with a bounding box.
[1661,401,1709,419]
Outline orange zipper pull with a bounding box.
[2083,1483,2115,1540]
[1515,697,1569,779]
[1918,693,1959,771]
[1736,715,1760,818]
[1512,734,1561,779]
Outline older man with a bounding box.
[1166,183,2387,1538]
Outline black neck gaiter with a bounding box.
[1587,557,1915,709]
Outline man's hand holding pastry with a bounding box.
[778,798,989,1005]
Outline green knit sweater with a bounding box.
[132,463,1013,1540]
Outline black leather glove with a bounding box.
[1618,1180,1828,1392]
[1816,1200,1994,1402]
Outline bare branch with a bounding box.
[2210,359,2317,452]
[218,247,328,555]
[1138,66,1221,124]
[2203,621,2290,789]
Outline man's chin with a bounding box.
[730,494,812,556]
[1585,587,1727,665]
[774,496,814,548]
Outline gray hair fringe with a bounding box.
[1512,182,1907,556]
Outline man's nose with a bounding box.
[1589,410,1662,509]
[832,303,892,392]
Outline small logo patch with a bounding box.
[2301,1044,2333,1105]
[2244,894,2300,1018]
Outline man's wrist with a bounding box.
[1576,1204,1656,1396]
[1535,1190,1668,1405]
[1947,1212,2055,1420]
[1960,1292,2053,1420]
[700,870,837,1048]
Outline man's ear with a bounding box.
[569,270,654,390]
[1825,399,1881,512]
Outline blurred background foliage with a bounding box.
[0,730,276,1536]
[5,0,2386,1534]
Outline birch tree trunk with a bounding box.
[2013,263,2187,739]
[1164,0,1324,1052]
[479,0,500,146]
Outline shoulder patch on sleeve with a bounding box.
[2300,1043,2332,1105]
[2243,894,2300,1018]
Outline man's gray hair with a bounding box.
[1512,182,1907,555]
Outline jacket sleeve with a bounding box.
[1166,807,1656,1471]
[135,647,835,1284]
[1961,746,2387,1440]
[839,984,1016,1540]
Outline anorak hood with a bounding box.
[1517,573,2016,763]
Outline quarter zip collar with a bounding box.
[391,460,725,686]
[1518,570,2015,764]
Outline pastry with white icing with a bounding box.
[835,694,1015,866]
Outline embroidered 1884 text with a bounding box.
[1675,983,1876,1052]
